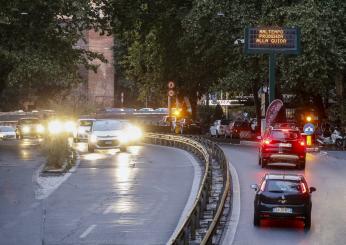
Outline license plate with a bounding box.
[279,143,291,147]
[273,207,292,213]
[104,141,113,145]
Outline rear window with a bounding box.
[270,130,299,140]
[266,180,302,193]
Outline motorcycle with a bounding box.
[316,128,346,150]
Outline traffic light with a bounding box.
[306,116,312,122]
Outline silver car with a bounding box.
[87,120,129,152]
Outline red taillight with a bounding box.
[260,180,266,191]
[301,183,307,193]
[300,140,305,146]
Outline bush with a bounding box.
[43,133,71,170]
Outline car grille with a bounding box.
[97,140,120,147]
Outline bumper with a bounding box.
[262,153,305,163]
[257,203,307,219]
[90,138,123,149]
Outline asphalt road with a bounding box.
[221,144,346,245]
[0,140,198,245]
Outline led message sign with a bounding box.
[244,27,300,54]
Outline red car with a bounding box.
[258,126,306,169]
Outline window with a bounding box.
[266,180,302,193]
[93,121,124,131]
[270,130,299,140]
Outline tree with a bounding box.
[0,0,111,110]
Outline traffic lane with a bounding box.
[222,144,346,245]
[0,139,45,245]
[43,144,197,245]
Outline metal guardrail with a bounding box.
[144,133,230,244]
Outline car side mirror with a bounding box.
[256,136,262,140]
[251,184,259,191]
[309,187,316,193]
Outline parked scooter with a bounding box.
[316,128,346,149]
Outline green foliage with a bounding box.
[43,134,70,170]
[0,0,110,109]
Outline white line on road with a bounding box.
[221,160,240,245]
[103,206,113,215]
[79,224,97,239]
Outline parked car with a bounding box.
[155,108,168,113]
[251,173,316,229]
[258,125,306,169]
[0,126,16,140]
[228,120,251,138]
[16,118,45,139]
[210,119,232,137]
[138,108,154,112]
[87,119,130,153]
[73,119,95,142]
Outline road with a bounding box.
[0,140,199,245]
[221,144,346,245]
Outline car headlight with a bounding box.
[36,124,45,133]
[118,133,129,143]
[64,121,76,133]
[22,126,30,133]
[90,134,97,143]
[127,126,143,141]
[48,120,63,134]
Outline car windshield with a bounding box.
[271,130,299,140]
[93,121,124,131]
[266,180,301,193]
[80,120,93,127]
[0,127,14,132]
[20,119,39,124]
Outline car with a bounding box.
[210,119,232,137]
[138,108,154,112]
[73,119,95,142]
[0,126,16,140]
[251,173,316,229]
[87,119,131,153]
[228,120,251,138]
[258,126,307,169]
[155,108,168,113]
[16,118,45,139]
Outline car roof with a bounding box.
[265,173,303,181]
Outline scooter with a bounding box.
[316,128,346,149]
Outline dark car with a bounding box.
[258,126,306,169]
[16,118,45,139]
[251,173,316,229]
[228,120,251,138]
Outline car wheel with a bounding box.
[253,211,260,226]
[336,139,343,150]
[261,158,267,168]
[120,146,127,152]
[88,145,95,153]
[216,131,219,138]
[298,159,306,170]
[258,156,261,165]
[304,212,311,230]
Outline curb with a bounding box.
[239,140,259,146]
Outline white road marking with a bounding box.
[103,206,113,215]
[221,160,240,245]
[79,224,97,239]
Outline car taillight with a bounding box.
[260,180,266,191]
[299,140,305,146]
[263,139,271,145]
[301,183,307,193]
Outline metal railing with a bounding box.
[144,133,230,244]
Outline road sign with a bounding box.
[303,123,315,135]
[244,27,300,54]
[168,90,174,97]
[168,81,175,89]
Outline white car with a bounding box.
[0,126,16,140]
[210,119,232,137]
[74,119,95,142]
[87,120,141,153]
[138,108,154,112]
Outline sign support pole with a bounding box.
[269,52,276,103]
